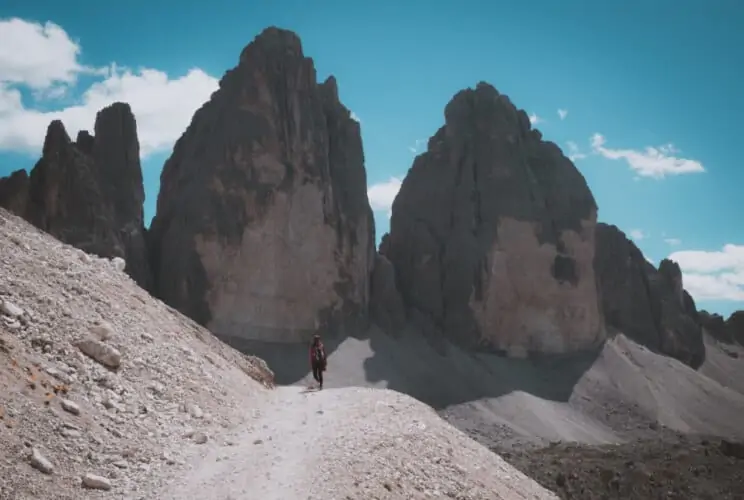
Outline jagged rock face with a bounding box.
[369,253,406,335]
[698,310,731,343]
[148,27,375,343]
[726,311,744,345]
[385,82,604,356]
[594,224,704,367]
[10,103,151,289]
[0,169,29,214]
[594,223,659,349]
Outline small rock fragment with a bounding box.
[30,448,54,474]
[111,257,126,273]
[60,399,81,416]
[82,473,112,490]
[76,337,121,369]
[187,403,204,419]
[0,300,23,318]
[90,321,115,341]
[193,432,208,445]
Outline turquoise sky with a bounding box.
[1,0,743,316]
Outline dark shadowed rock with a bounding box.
[650,258,704,367]
[594,223,659,349]
[0,169,29,214]
[8,104,151,289]
[148,27,375,343]
[594,223,704,367]
[726,311,744,346]
[385,82,604,356]
[369,253,406,335]
[699,310,732,343]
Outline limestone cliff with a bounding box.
[385,82,604,356]
[148,27,375,343]
[0,103,151,289]
[594,223,704,367]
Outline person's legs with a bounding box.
[317,365,323,389]
[312,364,320,383]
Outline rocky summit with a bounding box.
[0,103,151,289]
[148,27,375,344]
[384,82,604,357]
[594,223,704,367]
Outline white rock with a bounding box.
[187,403,204,419]
[193,432,208,444]
[89,321,115,341]
[30,448,54,474]
[0,299,23,318]
[76,337,121,369]
[81,473,112,490]
[60,399,81,416]
[111,257,126,272]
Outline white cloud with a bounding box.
[350,111,360,123]
[0,19,219,158]
[528,113,543,125]
[367,177,402,217]
[669,244,744,302]
[629,229,646,241]
[408,138,426,154]
[664,238,681,246]
[0,18,95,89]
[557,108,568,120]
[590,133,705,179]
[565,141,586,162]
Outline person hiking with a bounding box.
[309,334,327,390]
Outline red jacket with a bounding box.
[310,341,326,366]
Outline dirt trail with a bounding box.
[158,385,558,500]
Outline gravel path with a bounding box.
[159,385,558,500]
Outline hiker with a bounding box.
[310,334,327,389]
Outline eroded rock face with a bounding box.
[2,103,151,289]
[725,311,744,346]
[148,27,375,343]
[698,310,731,343]
[385,82,604,356]
[594,223,704,367]
[0,169,29,214]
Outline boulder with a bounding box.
[148,27,375,343]
[594,224,704,367]
[1,103,152,289]
[385,82,604,356]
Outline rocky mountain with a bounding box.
[594,223,704,367]
[701,309,744,346]
[148,27,375,344]
[383,82,604,357]
[0,103,151,289]
[0,169,29,214]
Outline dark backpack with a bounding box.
[313,344,325,364]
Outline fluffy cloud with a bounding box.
[367,177,402,217]
[669,244,744,302]
[629,229,646,241]
[350,111,361,123]
[565,141,586,162]
[0,18,219,158]
[528,113,543,125]
[590,133,705,179]
[557,108,568,120]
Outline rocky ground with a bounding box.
[0,208,273,499]
[498,435,744,500]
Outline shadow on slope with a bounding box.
[224,326,744,448]
[219,326,601,408]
